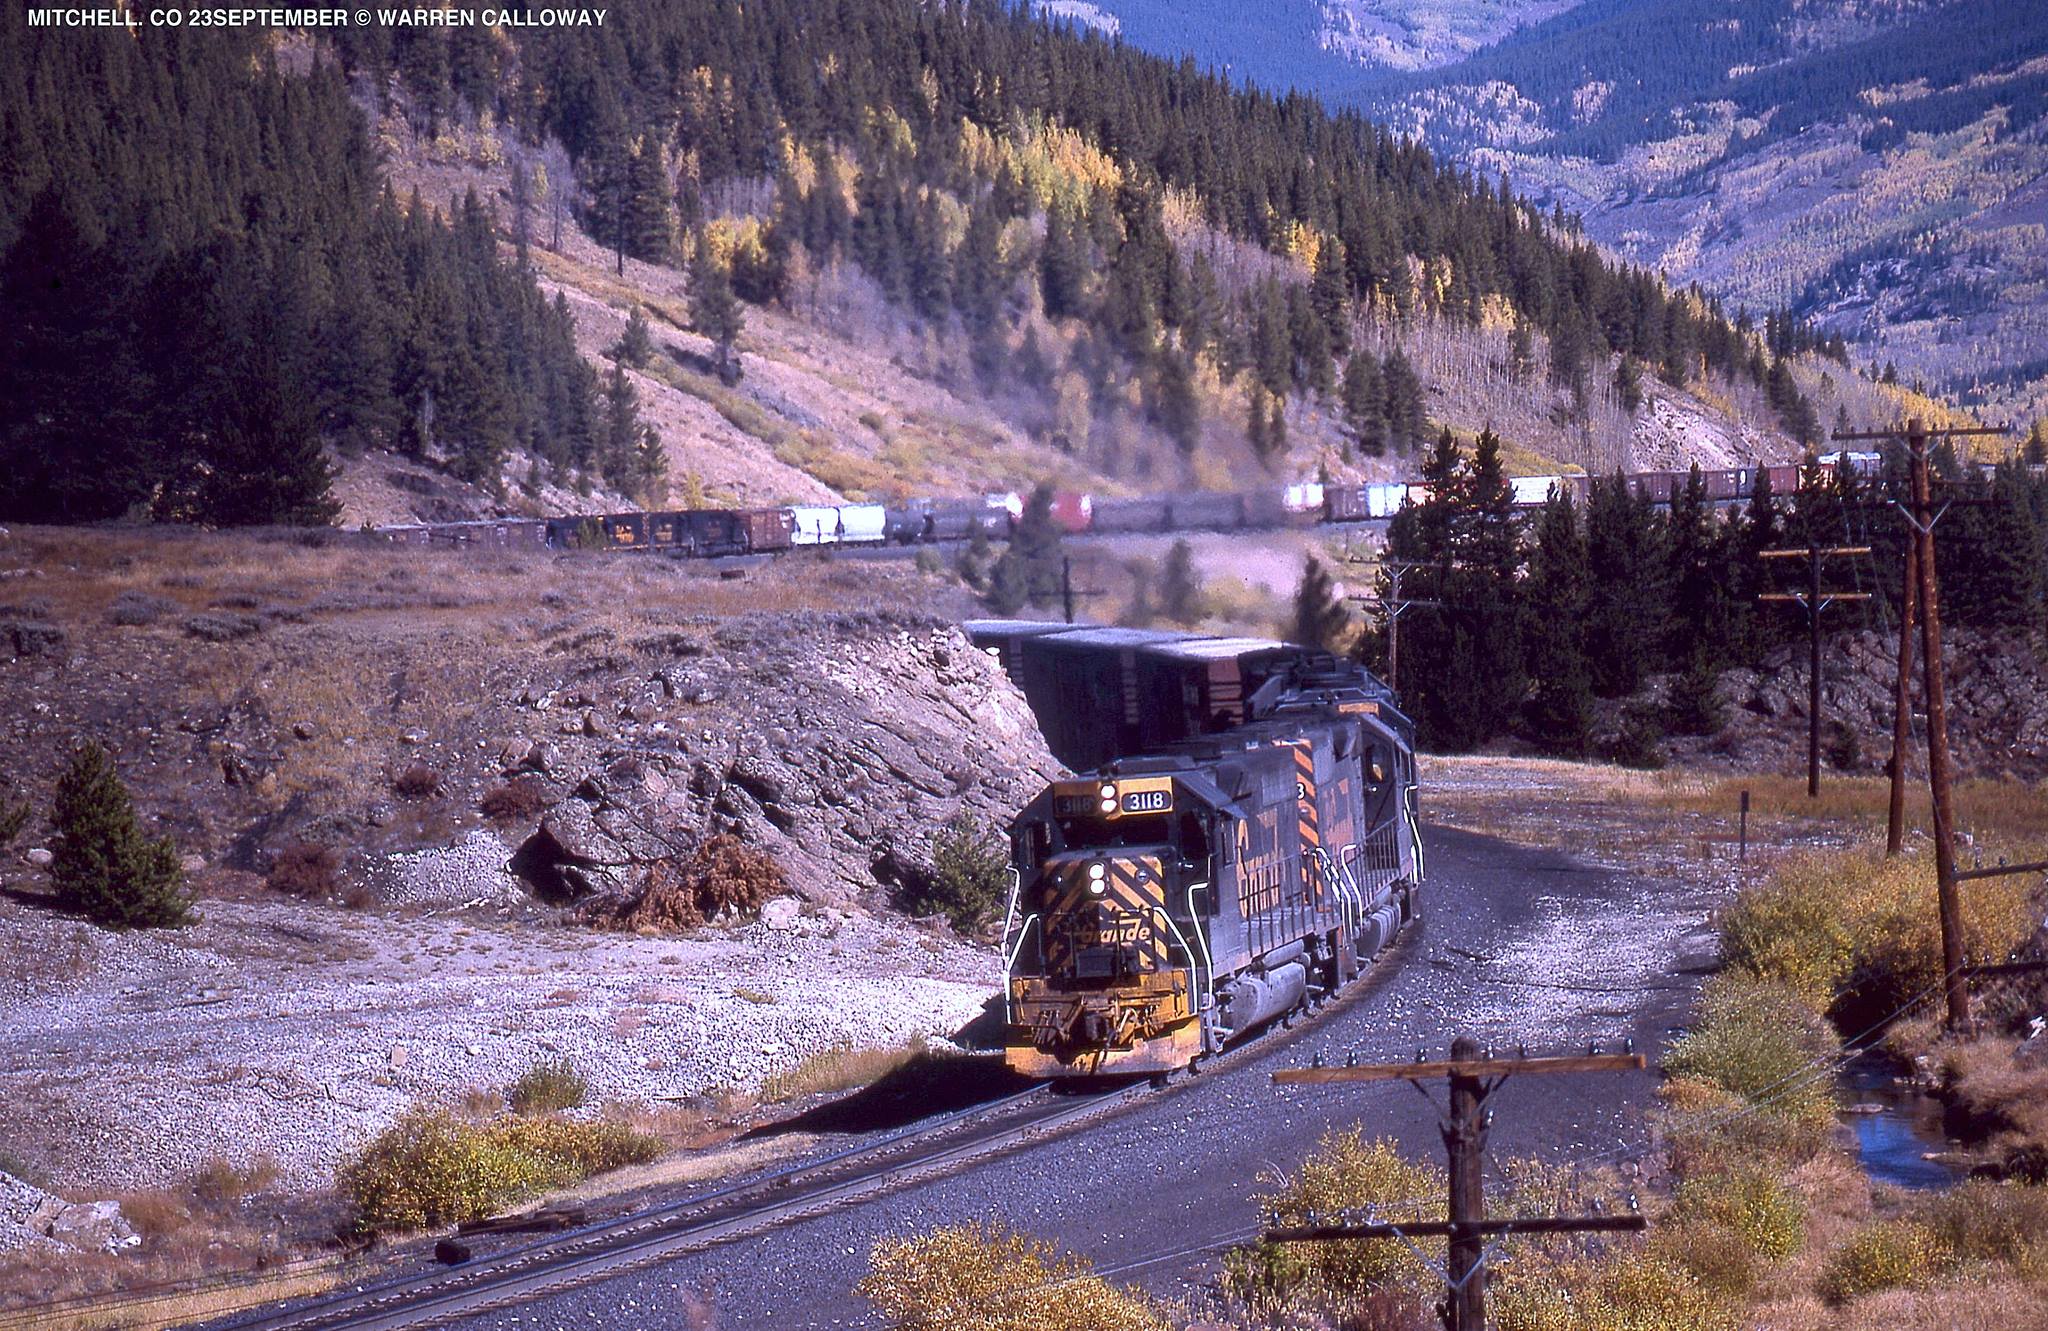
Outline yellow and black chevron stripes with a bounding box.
[1293,740,1323,907]
[1039,855,1169,976]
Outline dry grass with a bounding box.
[337,1111,661,1234]
[859,1222,1165,1331]
[1631,771,2048,851]
[758,1038,943,1104]
[1718,847,2040,1031]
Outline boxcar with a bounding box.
[1241,489,1291,528]
[1004,626,1199,772]
[1047,491,1095,534]
[1283,482,1325,513]
[1166,492,1243,530]
[1092,496,1172,534]
[1324,486,1368,523]
[742,508,795,552]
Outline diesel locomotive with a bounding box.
[969,626,1422,1078]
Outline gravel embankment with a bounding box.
[0,889,998,1196]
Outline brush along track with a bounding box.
[199,933,1418,1331]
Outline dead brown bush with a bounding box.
[266,842,343,899]
[589,835,786,932]
[392,763,440,799]
[480,776,549,822]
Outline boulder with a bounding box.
[26,1198,139,1253]
[759,896,803,931]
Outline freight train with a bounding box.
[966,624,1421,1079]
[372,461,1854,556]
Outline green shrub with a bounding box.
[1224,1130,1441,1307]
[338,1111,659,1234]
[1603,706,1667,770]
[1663,975,1840,1129]
[1673,1166,1804,1259]
[1720,849,2037,1031]
[1817,1219,1949,1304]
[1649,1221,1761,1300]
[48,741,191,929]
[1494,1253,1734,1331]
[508,1059,587,1114]
[905,812,1009,932]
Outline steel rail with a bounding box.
[208,922,1421,1331]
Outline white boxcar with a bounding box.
[791,504,889,545]
[1283,482,1325,513]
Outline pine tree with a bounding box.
[1159,538,1201,626]
[195,342,341,527]
[1507,318,1536,383]
[691,234,745,384]
[1613,354,1644,412]
[984,547,1031,616]
[612,305,654,368]
[955,519,992,589]
[1584,471,1670,697]
[1292,555,1349,650]
[602,363,644,483]
[1039,200,1089,321]
[2025,421,2047,466]
[1522,489,1595,755]
[624,133,677,263]
[48,742,190,930]
[1310,239,1351,358]
[1010,482,1067,603]
[1153,347,1201,454]
[1339,352,1386,458]
[1382,350,1427,452]
[633,423,667,505]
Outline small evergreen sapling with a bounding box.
[48,741,190,929]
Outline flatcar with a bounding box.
[1001,653,1420,1078]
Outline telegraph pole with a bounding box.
[1833,418,2009,1027]
[1271,1036,1646,1331]
[1345,554,1438,695]
[1886,534,1918,856]
[1757,542,1871,797]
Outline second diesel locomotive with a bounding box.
[990,638,1422,1078]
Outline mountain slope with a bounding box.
[1353,0,2048,422]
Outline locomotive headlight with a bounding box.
[1098,783,1117,799]
[1088,862,1107,894]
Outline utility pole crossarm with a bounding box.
[1268,1036,1648,1331]
[1952,859,2048,883]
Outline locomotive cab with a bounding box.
[1005,776,1209,1077]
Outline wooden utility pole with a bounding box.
[1833,418,2009,1026]
[1887,534,1918,855]
[1271,1036,1646,1331]
[1345,555,1438,695]
[1757,544,1871,797]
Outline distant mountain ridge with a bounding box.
[1091,0,2048,425]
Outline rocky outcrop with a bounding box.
[1654,629,2048,779]
[499,614,1059,908]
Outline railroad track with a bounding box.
[214,934,1417,1331]
[46,931,1408,1331]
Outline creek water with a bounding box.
[1838,1051,1966,1190]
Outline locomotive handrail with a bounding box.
[1001,912,1041,1024]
